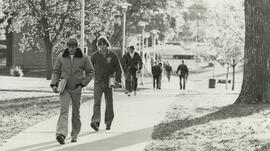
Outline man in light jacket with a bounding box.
[50,37,94,144]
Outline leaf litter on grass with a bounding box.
[146,94,270,151]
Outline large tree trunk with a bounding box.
[226,64,229,90]
[235,0,270,104]
[40,0,53,80]
[44,40,53,80]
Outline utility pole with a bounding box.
[81,0,85,52]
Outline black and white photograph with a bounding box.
[0,0,269,150]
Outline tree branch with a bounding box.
[227,25,245,42]
[27,0,41,17]
[52,0,73,44]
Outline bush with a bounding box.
[10,66,24,77]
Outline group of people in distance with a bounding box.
[151,60,189,90]
[50,36,189,145]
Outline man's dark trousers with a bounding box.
[179,76,187,90]
[127,68,138,92]
[153,76,159,89]
[91,83,114,126]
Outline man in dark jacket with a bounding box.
[176,60,189,90]
[122,46,142,96]
[90,36,122,131]
[152,61,162,90]
[165,62,172,82]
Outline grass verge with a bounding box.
[0,95,93,146]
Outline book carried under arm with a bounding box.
[57,79,66,93]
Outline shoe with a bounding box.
[124,91,128,94]
[71,137,77,143]
[106,125,111,130]
[56,134,65,145]
[91,122,99,131]
[127,92,131,96]
[134,91,136,96]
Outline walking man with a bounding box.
[165,62,172,82]
[90,36,122,131]
[50,37,94,144]
[176,60,189,90]
[122,46,142,96]
[121,50,129,94]
[152,61,162,90]
[158,62,163,89]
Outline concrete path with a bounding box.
[1,62,243,151]
[1,77,178,151]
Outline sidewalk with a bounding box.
[1,62,243,151]
[1,76,177,151]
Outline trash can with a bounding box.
[209,78,216,88]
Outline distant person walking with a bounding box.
[121,50,129,94]
[158,62,163,89]
[90,36,122,131]
[122,46,142,96]
[152,61,162,90]
[50,37,94,144]
[176,60,189,90]
[165,62,172,82]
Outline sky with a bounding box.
[204,0,225,9]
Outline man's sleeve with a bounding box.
[138,54,143,70]
[186,65,189,75]
[121,55,127,72]
[176,65,180,74]
[50,55,62,87]
[114,53,122,83]
[81,55,94,87]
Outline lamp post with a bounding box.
[196,12,201,43]
[81,0,85,52]
[120,2,131,56]
[151,29,159,61]
[138,21,148,85]
[138,21,148,61]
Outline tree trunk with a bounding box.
[5,18,13,68]
[40,0,53,80]
[235,0,270,104]
[232,59,236,91]
[44,40,53,80]
[226,64,229,90]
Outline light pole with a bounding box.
[196,12,201,43]
[138,21,148,61]
[138,21,148,85]
[120,2,131,56]
[151,29,159,61]
[81,0,85,52]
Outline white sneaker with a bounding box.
[127,92,131,96]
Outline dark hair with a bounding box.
[67,38,79,47]
[97,37,110,47]
[129,46,135,50]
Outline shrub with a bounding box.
[10,66,24,77]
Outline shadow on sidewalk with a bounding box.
[152,103,270,140]
[6,127,153,151]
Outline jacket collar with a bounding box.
[98,49,110,55]
[62,48,83,58]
